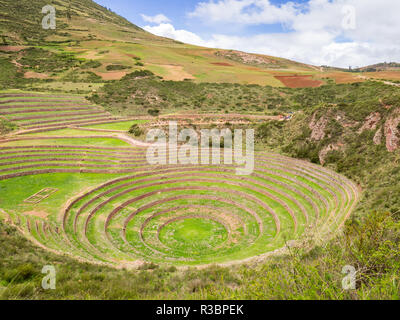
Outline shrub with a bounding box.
[4,263,38,283]
[128,124,144,136]
[148,109,160,116]
[344,211,400,283]
[0,118,17,135]
[81,60,102,69]
[106,64,131,71]
[18,47,79,73]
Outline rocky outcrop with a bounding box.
[319,143,344,165]
[215,50,281,67]
[309,113,328,141]
[358,112,381,134]
[384,109,400,152]
[373,127,383,145]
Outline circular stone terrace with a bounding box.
[0,135,360,266]
[0,93,360,267]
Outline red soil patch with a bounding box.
[0,46,26,52]
[274,74,323,88]
[24,71,49,79]
[211,62,233,67]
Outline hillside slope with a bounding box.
[0,0,323,86]
[0,0,146,43]
[255,81,400,217]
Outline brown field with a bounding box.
[0,45,26,52]
[94,71,127,80]
[364,71,400,81]
[211,62,233,67]
[274,74,323,88]
[317,72,364,84]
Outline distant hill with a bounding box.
[321,62,400,73]
[356,62,400,72]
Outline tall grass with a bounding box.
[1,211,399,300]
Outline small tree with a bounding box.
[1,35,8,45]
[128,124,144,137]
[148,109,160,116]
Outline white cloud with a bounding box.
[143,0,400,68]
[140,13,170,24]
[143,23,207,45]
[189,0,300,24]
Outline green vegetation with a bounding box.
[90,71,291,116]
[105,64,131,71]
[61,70,103,83]
[0,58,28,89]
[255,81,400,218]
[18,48,80,73]
[80,60,102,69]
[128,123,144,136]
[81,120,148,131]
[160,218,229,253]
[0,0,142,44]
[0,118,17,135]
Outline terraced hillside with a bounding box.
[0,93,119,133]
[0,110,360,266]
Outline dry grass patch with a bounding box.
[94,71,127,80]
[23,210,50,219]
[23,72,49,79]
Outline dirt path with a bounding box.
[357,75,400,87]
[116,133,152,147]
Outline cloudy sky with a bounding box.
[95,0,399,68]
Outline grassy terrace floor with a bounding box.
[0,92,117,133]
